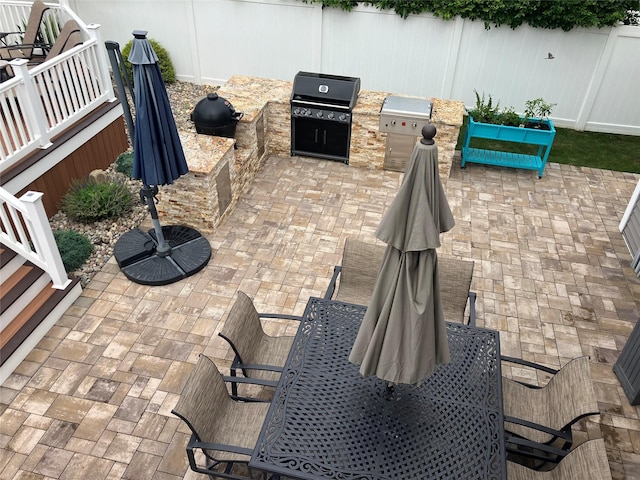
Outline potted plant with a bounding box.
[462,91,557,178]
[523,98,557,129]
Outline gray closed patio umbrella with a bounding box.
[113,30,210,285]
[349,125,454,386]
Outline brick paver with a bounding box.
[1,155,639,479]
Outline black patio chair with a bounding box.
[171,354,277,480]
[502,355,600,466]
[218,291,302,396]
[2,19,81,67]
[325,238,477,325]
[0,1,51,61]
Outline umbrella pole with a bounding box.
[141,185,171,257]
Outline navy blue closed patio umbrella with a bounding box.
[113,30,210,285]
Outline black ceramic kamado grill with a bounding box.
[191,92,244,137]
[290,71,361,164]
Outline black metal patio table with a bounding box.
[249,297,506,480]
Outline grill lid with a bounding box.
[190,92,244,137]
[380,96,433,120]
[291,71,361,110]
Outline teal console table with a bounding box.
[461,117,556,178]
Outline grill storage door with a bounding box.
[292,116,351,162]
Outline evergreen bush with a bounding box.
[121,38,176,86]
[60,177,134,223]
[115,151,134,178]
[53,230,93,272]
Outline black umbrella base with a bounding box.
[113,225,211,286]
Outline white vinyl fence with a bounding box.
[68,0,640,135]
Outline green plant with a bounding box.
[468,90,501,124]
[523,98,557,127]
[496,106,521,127]
[60,177,134,223]
[121,38,176,86]
[115,151,134,178]
[53,229,93,272]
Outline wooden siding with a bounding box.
[18,117,128,217]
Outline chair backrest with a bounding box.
[438,256,474,323]
[171,354,234,443]
[334,238,386,305]
[218,291,267,365]
[503,356,599,444]
[43,20,81,61]
[22,0,50,46]
[543,356,599,431]
[335,239,474,323]
[507,439,612,480]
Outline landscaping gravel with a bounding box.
[48,81,218,286]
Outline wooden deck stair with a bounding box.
[0,246,82,384]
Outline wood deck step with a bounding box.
[0,276,81,366]
[1,263,44,314]
[0,246,17,269]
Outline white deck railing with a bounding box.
[0,22,115,172]
[0,1,116,289]
[0,187,70,289]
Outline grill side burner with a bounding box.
[290,71,361,164]
[379,96,434,172]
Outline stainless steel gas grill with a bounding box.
[290,72,361,164]
[379,95,433,172]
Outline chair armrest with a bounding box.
[259,313,302,322]
[222,374,276,402]
[230,362,283,374]
[504,415,572,443]
[189,435,254,457]
[505,434,569,464]
[1,42,50,60]
[324,265,342,299]
[467,291,477,327]
[501,356,559,375]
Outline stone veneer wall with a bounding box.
[155,75,464,235]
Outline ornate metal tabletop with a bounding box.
[250,298,506,480]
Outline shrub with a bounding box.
[121,38,176,86]
[53,230,93,272]
[115,151,134,178]
[60,177,134,223]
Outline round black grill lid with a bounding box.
[190,92,243,137]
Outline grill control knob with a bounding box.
[391,120,396,126]
[339,114,346,121]
[293,108,299,116]
[328,112,335,120]
[317,111,323,118]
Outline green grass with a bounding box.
[456,119,640,174]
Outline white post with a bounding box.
[20,191,71,289]
[86,23,116,102]
[10,59,53,149]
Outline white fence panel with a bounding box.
[192,0,320,83]
[581,26,640,134]
[318,6,456,97]
[67,0,639,135]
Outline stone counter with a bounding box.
[160,75,464,234]
[217,75,464,177]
